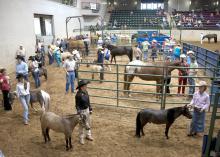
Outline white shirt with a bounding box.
[31,61,39,72]
[63,59,76,71]
[16,48,26,57]
[190,91,210,111]
[16,82,30,97]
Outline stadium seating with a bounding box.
[108,10,169,29]
[172,11,220,30]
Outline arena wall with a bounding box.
[0,0,82,72]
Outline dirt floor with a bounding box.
[0,47,220,157]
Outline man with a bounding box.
[188,56,198,99]
[97,46,105,82]
[16,45,26,61]
[200,33,204,45]
[16,55,28,81]
[134,45,142,60]
[187,50,194,65]
[63,54,76,94]
[75,80,93,145]
[173,44,181,61]
[142,41,150,61]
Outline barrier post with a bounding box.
[204,50,208,75]
[116,64,119,107]
[163,66,168,109]
[161,65,165,109]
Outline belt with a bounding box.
[67,70,74,72]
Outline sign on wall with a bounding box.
[90,3,97,9]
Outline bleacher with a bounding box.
[173,11,220,30]
[108,10,169,29]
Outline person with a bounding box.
[97,37,103,48]
[134,45,142,60]
[72,50,81,80]
[63,54,76,94]
[200,33,204,45]
[186,50,194,65]
[16,55,29,81]
[97,46,105,82]
[103,45,111,71]
[0,68,12,111]
[188,56,198,99]
[75,80,93,145]
[177,54,189,96]
[16,45,26,62]
[16,74,30,125]
[59,39,67,52]
[142,40,150,61]
[28,56,41,88]
[151,40,158,62]
[48,45,54,65]
[188,81,210,137]
[35,51,43,67]
[173,44,181,61]
[53,47,62,67]
[56,38,61,47]
[164,56,172,94]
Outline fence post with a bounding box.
[116,64,119,107]
[163,66,168,109]
[161,65,165,109]
[204,50,208,76]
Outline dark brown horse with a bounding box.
[104,44,133,64]
[124,60,182,99]
[136,105,192,139]
[202,34,217,43]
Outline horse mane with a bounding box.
[167,107,183,123]
[62,114,78,119]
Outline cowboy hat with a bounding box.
[16,55,23,60]
[198,81,207,87]
[76,80,90,89]
[28,56,35,61]
[180,54,186,58]
[187,51,194,55]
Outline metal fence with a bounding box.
[182,42,220,77]
[77,62,220,110]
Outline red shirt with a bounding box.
[0,75,10,91]
[178,62,189,76]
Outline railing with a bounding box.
[77,62,220,110]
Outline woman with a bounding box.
[0,69,12,111]
[16,74,30,125]
[177,54,189,96]
[188,81,210,136]
[29,56,40,88]
[75,80,93,145]
[53,47,62,67]
[48,45,54,65]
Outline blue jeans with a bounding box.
[48,54,54,65]
[188,77,195,96]
[19,94,30,123]
[32,70,41,88]
[66,71,75,93]
[143,50,148,61]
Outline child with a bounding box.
[188,81,210,136]
[16,74,30,125]
[0,68,12,111]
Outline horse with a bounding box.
[202,34,217,43]
[135,105,192,139]
[40,112,90,151]
[9,90,50,111]
[124,60,182,99]
[104,44,133,64]
[67,39,86,56]
[29,89,50,111]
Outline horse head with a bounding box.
[181,105,192,119]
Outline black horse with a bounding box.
[202,34,217,43]
[136,105,192,139]
[104,44,133,64]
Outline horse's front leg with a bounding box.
[114,56,116,64]
[65,137,69,151]
[69,137,73,150]
[110,55,113,63]
[165,122,173,139]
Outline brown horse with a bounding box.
[124,60,182,99]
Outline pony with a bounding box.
[124,60,182,99]
[202,34,217,43]
[9,90,50,111]
[29,89,50,111]
[104,44,133,64]
[40,112,90,151]
[136,105,192,139]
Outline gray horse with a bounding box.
[202,34,217,43]
[136,105,192,139]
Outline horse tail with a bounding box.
[136,111,141,137]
